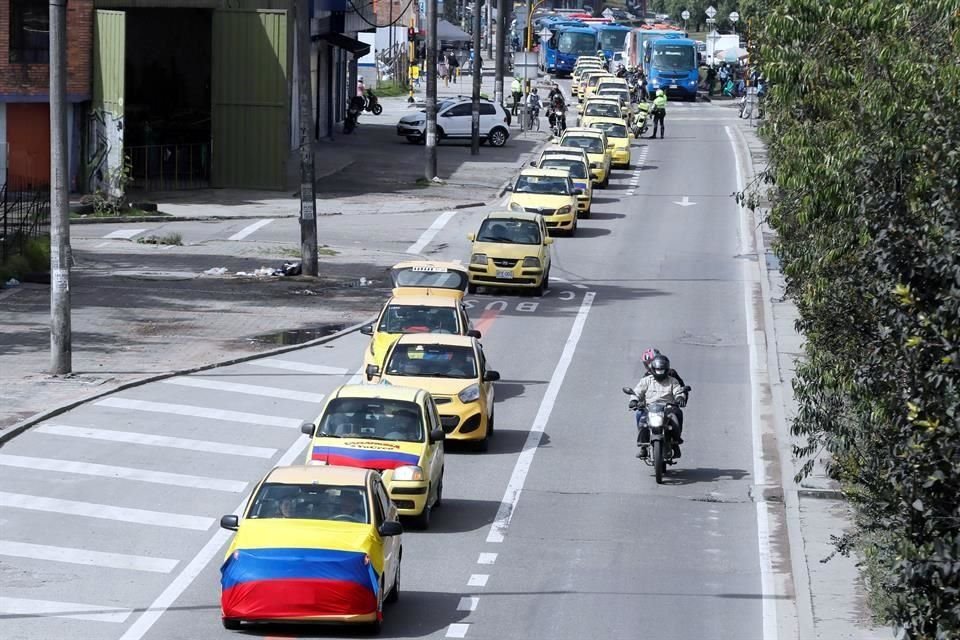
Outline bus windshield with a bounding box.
[652,44,695,71]
[558,32,597,55]
[599,30,628,51]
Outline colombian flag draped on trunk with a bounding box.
[221,548,380,620]
[311,444,420,470]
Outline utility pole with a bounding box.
[494,0,506,105]
[295,0,318,276]
[486,0,493,59]
[49,0,70,374]
[471,0,481,154]
[425,0,438,179]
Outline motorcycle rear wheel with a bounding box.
[653,440,664,484]
[373,103,383,115]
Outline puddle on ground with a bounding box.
[247,324,347,347]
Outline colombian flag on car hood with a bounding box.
[311,439,421,469]
[221,520,381,621]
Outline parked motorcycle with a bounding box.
[632,101,652,138]
[363,89,383,115]
[622,385,691,484]
[344,96,365,134]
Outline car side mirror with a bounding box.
[365,364,380,381]
[429,428,446,443]
[467,233,476,241]
[301,421,316,436]
[484,370,501,382]
[378,520,403,537]
[359,324,374,336]
[544,237,554,245]
[528,161,537,167]
[220,514,239,531]
[504,185,513,191]
[466,329,482,339]
[550,137,560,143]
[572,188,583,196]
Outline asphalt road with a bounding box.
[0,97,782,640]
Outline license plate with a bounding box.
[496,270,513,279]
[670,84,678,89]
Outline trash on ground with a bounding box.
[4,278,21,288]
[203,267,228,276]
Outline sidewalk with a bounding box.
[736,118,888,639]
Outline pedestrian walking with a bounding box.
[706,65,717,96]
[446,52,459,85]
[650,89,667,138]
[439,58,449,87]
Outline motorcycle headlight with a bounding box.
[458,383,481,403]
[510,202,526,212]
[555,205,572,215]
[470,253,488,265]
[522,256,541,268]
[392,465,425,481]
[648,413,664,427]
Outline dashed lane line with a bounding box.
[161,377,327,403]
[35,425,278,459]
[477,552,498,564]
[457,597,479,612]
[0,596,133,624]
[103,228,147,240]
[0,540,179,573]
[0,491,214,531]
[95,397,303,428]
[467,574,489,587]
[446,623,471,638]
[0,454,247,493]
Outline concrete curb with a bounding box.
[732,123,817,640]
[70,214,299,224]
[0,316,376,446]
[453,201,487,209]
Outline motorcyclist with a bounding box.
[641,348,686,386]
[547,88,567,134]
[633,354,687,458]
[616,63,627,78]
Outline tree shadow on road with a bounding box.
[660,467,750,486]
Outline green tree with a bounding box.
[750,0,960,637]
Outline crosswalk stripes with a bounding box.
[161,376,327,403]
[0,491,215,530]
[0,540,179,573]
[0,596,134,624]
[95,397,304,428]
[35,424,279,458]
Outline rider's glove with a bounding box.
[677,395,687,408]
[628,399,639,410]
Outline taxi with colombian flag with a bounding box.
[301,384,445,529]
[219,465,402,633]
[365,334,500,451]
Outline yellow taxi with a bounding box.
[301,384,445,528]
[389,260,470,300]
[533,151,593,218]
[507,168,580,236]
[571,59,604,96]
[361,292,480,370]
[579,97,626,122]
[583,71,616,102]
[558,127,612,187]
[219,465,402,633]
[578,69,611,101]
[366,334,499,450]
[586,117,632,168]
[466,211,553,295]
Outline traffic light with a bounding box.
[408,26,416,42]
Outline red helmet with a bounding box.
[642,348,660,365]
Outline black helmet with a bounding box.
[650,355,670,381]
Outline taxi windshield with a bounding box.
[591,122,628,138]
[598,90,629,103]
[318,397,424,442]
[584,103,621,118]
[386,344,478,379]
[562,135,604,153]
[540,159,588,179]
[247,483,369,524]
[514,175,571,195]
[378,304,459,334]
[476,219,542,245]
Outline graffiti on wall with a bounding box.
[86,108,125,197]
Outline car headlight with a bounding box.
[648,413,664,427]
[392,465,425,481]
[510,202,525,212]
[522,256,541,268]
[458,383,481,403]
[470,253,488,265]
[555,205,572,215]
[308,459,328,466]
[652,79,659,86]
[688,80,697,85]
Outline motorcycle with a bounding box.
[547,102,567,137]
[631,101,652,138]
[363,89,383,115]
[622,385,691,484]
[344,96,365,134]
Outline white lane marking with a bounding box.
[673,196,697,207]
[477,552,498,564]
[486,292,596,543]
[0,491,213,531]
[36,424,277,459]
[117,370,361,640]
[0,596,133,624]
[103,228,146,240]
[0,454,246,493]
[457,596,479,612]
[727,124,778,640]
[227,218,273,241]
[467,574,489,587]
[95,397,302,428]
[162,377,327,403]
[0,540,178,573]
[407,210,457,254]
[573,283,588,289]
[446,623,470,638]
[246,359,350,376]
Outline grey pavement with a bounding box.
[0,80,891,640]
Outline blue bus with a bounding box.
[595,24,631,61]
[644,35,700,100]
[542,25,598,76]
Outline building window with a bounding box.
[9,0,50,64]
